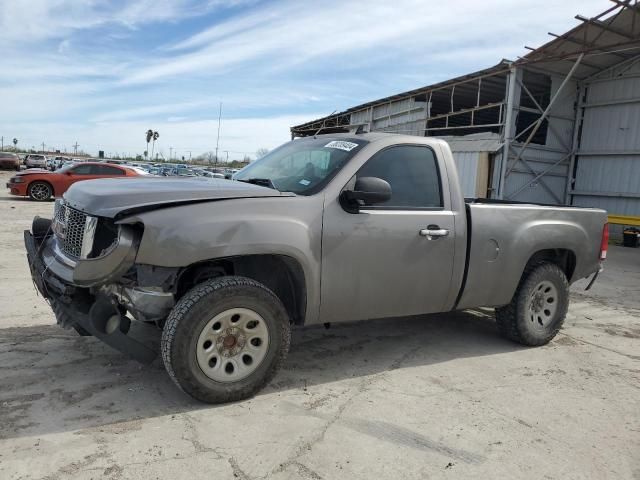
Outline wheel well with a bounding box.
[176,255,307,325]
[525,249,576,281]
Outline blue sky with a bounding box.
[0,0,606,160]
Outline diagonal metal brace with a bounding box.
[506,53,584,178]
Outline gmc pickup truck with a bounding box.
[25,133,609,403]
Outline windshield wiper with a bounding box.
[237,178,277,190]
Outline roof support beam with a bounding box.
[546,32,629,59]
[561,57,602,70]
[525,44,605,68]
[582,51,640,82]
[609,0,640,12]
[575,14,638,40]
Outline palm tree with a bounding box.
[145,129,153,160]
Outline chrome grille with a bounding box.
[53,200,91,258]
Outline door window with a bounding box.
[70,164,93,175]
[356,145,442,208]
[94,165,125,175]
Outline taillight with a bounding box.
[600,223,609,261]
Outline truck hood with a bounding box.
[63,177,293,218]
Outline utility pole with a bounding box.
[169,147,173,160]
[73,142,79,155]
[41,142,45,153]
[224,150,229,163]
[215,102,222,167]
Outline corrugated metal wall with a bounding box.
[350,98,427,136]
[571,56,640,232]
[452,151,482,197]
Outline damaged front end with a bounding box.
[25,200,177,363]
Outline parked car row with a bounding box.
[139,163,241,179]
[3,152,247,201]
[0,153,90,171]
[0,152,245,178]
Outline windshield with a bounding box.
[234,137,368,195]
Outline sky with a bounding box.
[0,0,607,160]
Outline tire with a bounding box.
[28,181,53,201]
[161,276,291,403]
[495,262,569,346]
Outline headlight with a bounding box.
[10,177,24,184]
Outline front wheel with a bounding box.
[495,262,569,346]
[28,181,53,201]
[161,276,291,403]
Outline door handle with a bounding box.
[419,226,449,240]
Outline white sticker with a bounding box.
[299,179,311,186]
[324,140,359,152]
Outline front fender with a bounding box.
[119,196,324,323]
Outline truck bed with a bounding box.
[454,201,607,310]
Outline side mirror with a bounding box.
[341,176,391,212]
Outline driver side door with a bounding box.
[63,164,101,190]
[320,144,456,323]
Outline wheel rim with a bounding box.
[526,280,558,329]
[196,308,270,383]
[30,183,50,200]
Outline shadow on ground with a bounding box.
[0,197,43,202]
[0,309,522,440]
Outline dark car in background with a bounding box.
[0,152,21,171]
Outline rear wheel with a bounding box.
[495,262,569,346]
[28,181,52,201]
[161,276,290,403]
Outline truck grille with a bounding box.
[53,200,91,258]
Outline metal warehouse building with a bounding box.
[291,1,640,233]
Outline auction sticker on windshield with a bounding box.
[324,140,359,152]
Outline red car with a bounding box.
[6,162,141,201]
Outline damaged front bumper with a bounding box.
[25,218,175,363]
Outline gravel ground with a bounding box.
[0,170,638,479]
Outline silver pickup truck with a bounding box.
[25,133,609,403]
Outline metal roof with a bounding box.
[517,1,640,79]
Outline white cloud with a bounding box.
[124,0,607,85]
[0,0,255,43]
